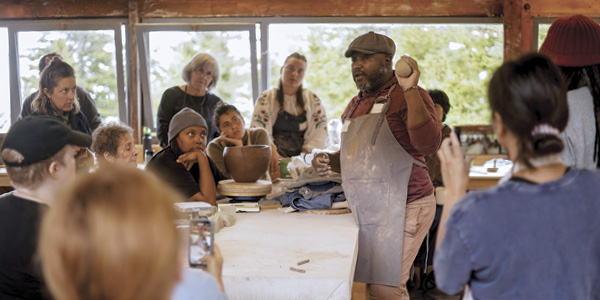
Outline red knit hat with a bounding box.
[539,15,600,67]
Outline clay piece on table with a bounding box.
[223,145,271,182]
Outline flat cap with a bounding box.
[345,31,396,58]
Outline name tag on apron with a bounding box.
[371,103,385,114]
[342,120,351,132]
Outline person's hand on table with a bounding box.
[200,243,225,292]
[312,152,331,177]
[437,130,470,203]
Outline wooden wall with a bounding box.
[2,0,600,139]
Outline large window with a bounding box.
[137,24,259,128]
[0,27,9,133]
[3,20,127,128]
[268,22,503,126]
[18,30,122,121]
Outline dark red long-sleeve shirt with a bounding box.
[342,75,441,202]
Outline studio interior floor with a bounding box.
[351,280,462,300]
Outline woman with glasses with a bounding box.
[157,53,223,148]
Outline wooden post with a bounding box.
[128,0,141,143]
[503,0,534,61]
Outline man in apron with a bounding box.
[312,32,440,299]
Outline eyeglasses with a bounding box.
[193,67,213,79]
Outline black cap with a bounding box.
[1,116,92,167]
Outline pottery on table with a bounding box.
[223,145,271,182]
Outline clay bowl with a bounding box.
[223,145,271,182]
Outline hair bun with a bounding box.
[50,56,63,65]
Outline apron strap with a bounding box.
[412,158,427,169]
[371,84,397,145]
[368,84,428,170]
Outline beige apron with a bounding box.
[341,85,426,286]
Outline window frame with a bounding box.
[135,22,259,130]
[2,19,129,124]
[146,16,502,94]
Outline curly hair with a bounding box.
[91,123,133,161]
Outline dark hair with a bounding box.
[277,52,307,111]
[213,102,242,130]
[488,53,569,169]
[39,53,62,73]
[559,64,600,167]
[32,57,80,115]
[427,89,451,122]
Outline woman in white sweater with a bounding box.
[251,52,328,158]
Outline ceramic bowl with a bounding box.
[223,145,271,182]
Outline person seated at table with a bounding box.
[146,108,226,206]
[434,53,600,300]
[39,166,227,300]
[91,122,139,168]
[20,53,102,130]
[157,53,223,148]
[411,89,453,291]
[251,52,328,158]
[207,102,277,180]
[0,116,91,299]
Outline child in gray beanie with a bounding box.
[146,108,227,206]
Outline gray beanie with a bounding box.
[168,108,208,143]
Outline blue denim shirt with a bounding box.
[435,168,600,299]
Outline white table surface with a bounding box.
[205,208,359,300]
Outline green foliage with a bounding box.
[20,31,120,118]
[149,31,253,125]
[269,24,503,126]
[20,24,504,128]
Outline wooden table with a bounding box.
[195,208,359,300]
[467,166,508,190]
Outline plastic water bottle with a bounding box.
[143,126,153,164]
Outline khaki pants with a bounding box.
[367,193,436,300]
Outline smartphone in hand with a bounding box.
[189,217,214,269]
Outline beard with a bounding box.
[354,63,389,92]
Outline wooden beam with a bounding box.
[0,0,127,19]
[138,0,503,18]
[503,0,533,61]
[127,0,141,143]
[528,0,600,18]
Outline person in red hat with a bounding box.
[539,14,600,169]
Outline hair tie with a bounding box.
[531,124,560,137]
